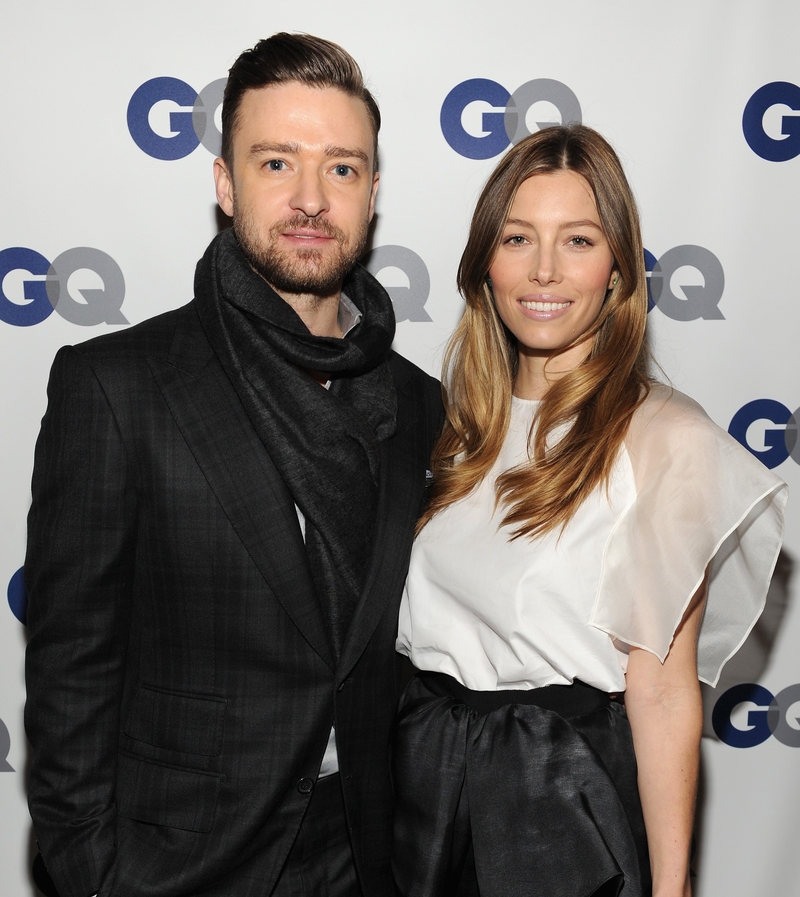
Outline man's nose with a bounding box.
[288,168,330,218]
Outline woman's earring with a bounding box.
[486,274,493,292]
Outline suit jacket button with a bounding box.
[297,777,314,794]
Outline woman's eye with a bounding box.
[571,236,591,246]
[506,235,526,245]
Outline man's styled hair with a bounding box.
[419,124,651,540]
[220,32,381,169]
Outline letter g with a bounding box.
[127,77,201,160]
[743,81,800,162]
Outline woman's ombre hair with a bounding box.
[419,124,651,539]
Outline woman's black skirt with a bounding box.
[392,672,651,897]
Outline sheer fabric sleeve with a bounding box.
[590,384,788,686]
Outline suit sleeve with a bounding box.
[25,345,137,897]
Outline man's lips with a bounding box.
[273,215,345,244]
[282,228,335,241]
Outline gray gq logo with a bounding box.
[364,246,431,322]
[441,78,582,159]
[0,246,127,327]
[128,77,227,160]
[646,246,725,320]
[713,683,800,747]
[0,718,13,771]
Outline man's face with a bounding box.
[214,82,379,303]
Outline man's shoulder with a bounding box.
[386,350,443,437]
[68,301,199,364]
[386,349,439,394]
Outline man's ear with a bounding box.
[213,158,235,218]
[368,171,380,222]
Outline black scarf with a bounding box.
[195,229,397,659]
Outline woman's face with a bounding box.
[489,170,617,383]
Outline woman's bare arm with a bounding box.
[625,578,707,897]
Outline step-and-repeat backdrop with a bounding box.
[3,2,799,894]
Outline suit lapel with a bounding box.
[149,310,336,670]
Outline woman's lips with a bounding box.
[517,295,573,319]
[519,298,571,311]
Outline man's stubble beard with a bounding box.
[234,210,370,303]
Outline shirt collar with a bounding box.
[337,291,362,337]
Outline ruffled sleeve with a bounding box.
[590,384,788,686]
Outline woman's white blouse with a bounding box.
[396,384,788,692]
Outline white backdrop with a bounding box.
[2,2,799,894]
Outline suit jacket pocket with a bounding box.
[117,751,222,833]
[124,685,226,756]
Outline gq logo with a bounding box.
[644,246,725,320]
[2,568,23,774]
[0,247,127,327]
[7,567,26,625]
[713,683,800,747]
[728,400,799,469]
[128,77,227,160]
[0,720,13,772]
[441,79,582,159]
[364,246,431,322]
[743,81,800,161]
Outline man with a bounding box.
[24,33,441,897]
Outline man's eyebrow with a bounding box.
[248,141,301,158]
[247,142,369,165]
[324,145,370,164]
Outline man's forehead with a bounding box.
[234,82,377,164]
[238,82,370,123]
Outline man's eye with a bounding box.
[334,164,353,177]
[266,159,285,171]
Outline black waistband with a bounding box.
[416,671,612,718]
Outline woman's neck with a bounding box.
[514,339,591,400]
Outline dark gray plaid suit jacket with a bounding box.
[24,301,442,897]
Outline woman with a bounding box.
[394,125,787,897]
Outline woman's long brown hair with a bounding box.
[418,124,651,539]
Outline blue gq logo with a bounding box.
[128,77,227,160]
[7,567,26,625]
[0,567,18,772]
[743,82,800,161]
[714,683,800,747]
[441,79,582,159]
[0,247,127,327]
[728,400,800,468]
[2,569,23,773]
